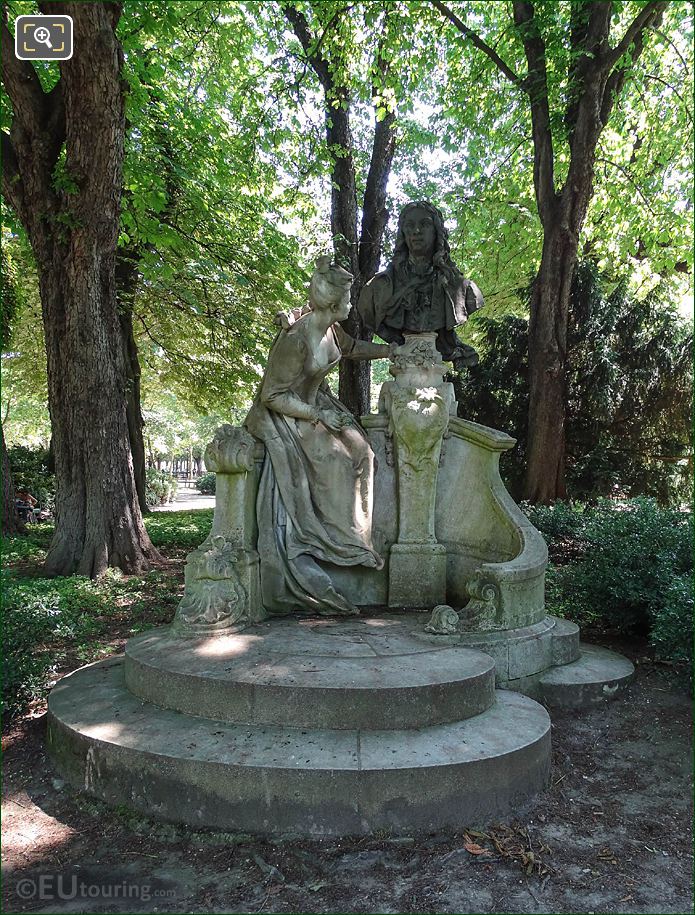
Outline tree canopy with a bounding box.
[1,0,692,554]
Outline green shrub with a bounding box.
[526,499,693,673]
[8,445,56,511]
[649,576,694,665]
[196,472,216,495]
[144,508,213,550]
[1,523,53,564]
[1,574,107,717]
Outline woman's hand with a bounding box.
[319,408,351,433]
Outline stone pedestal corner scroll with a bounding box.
[173,425,264,634]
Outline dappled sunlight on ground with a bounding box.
[195,633,265,657]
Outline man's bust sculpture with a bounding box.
[358,201,483,370]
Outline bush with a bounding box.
[196,472,216,495]
[144,508,213,550]
[7,445,55,512]
[526,499,693,673]
[1,573,106,717]
[145,468,178,506]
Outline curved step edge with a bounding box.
[48,658,551,837]
[538,643,634,709]
[124,630,496,730]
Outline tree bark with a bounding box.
[2,423,24,536]
[1,3,161,575]
[283,3,397,417]
[116,251,148,513]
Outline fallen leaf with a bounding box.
[464,842,491,856]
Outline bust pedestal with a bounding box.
[379,333,455,608]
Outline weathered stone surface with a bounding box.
[47,658,550,837]
[243,258,389,618]
[357,201,483,368]
[388,543,447,608]
[125,615,496,730]
[538,644,635,708]
[551,617,581,666]
[424,605,459,635]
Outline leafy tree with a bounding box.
[281,0,418,414]
[456,262,693,504]
[2,2,160,575]
[1,237,26,534]
[431,0,692,502]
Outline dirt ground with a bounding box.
[2,637,692,915]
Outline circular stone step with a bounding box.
[125,615,496,730]
[48,658,551,837]
[538,644,634,708]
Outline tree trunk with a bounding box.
[2,423,24,536]
[328,103,370,416]
[283,4,397,418]
[1,3,161,575]
[524,224,578,502]
[116,252,148,513]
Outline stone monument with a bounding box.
[47,205,635,837]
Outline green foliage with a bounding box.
[2,573,115,717]
[457,263,693,504]
[649,577,694,668]
[1,523,52,564]
[7,445,55,510]
[1,529,186,717]
[143,508,213,551]
[196,472,216,495]
[527,499,693,674]
[145,468,177,507]
[426,1,693,312]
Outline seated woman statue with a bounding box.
[245,256,391,616]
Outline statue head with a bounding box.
[309,255,353,321]
[393,201,452,269]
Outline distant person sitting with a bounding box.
[15,489,38,523]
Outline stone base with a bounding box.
[47,614,551,837]
[388,542,447,608]
[423,615,634,703]
[538,644,635,707]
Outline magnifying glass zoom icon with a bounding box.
[33,26,53,48]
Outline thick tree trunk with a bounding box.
[524,225,578,503]
[283,4,396,418]
[2,423,24,536]
[326,103,369,416]
[1,3,161,575]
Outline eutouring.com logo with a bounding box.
[15,875,178,903]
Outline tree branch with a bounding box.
[605,1,668,69]
[513,1,556,223]
[282,3,333,91]
[1,131,26,220]
[358,6,397,289]
[1,22,46,134]
[600,3,666,125]
[431,0,523,87]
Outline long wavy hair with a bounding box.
[392,201,462,291]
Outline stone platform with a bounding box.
[47,614,552,836]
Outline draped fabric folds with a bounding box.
[245,319,383,615]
